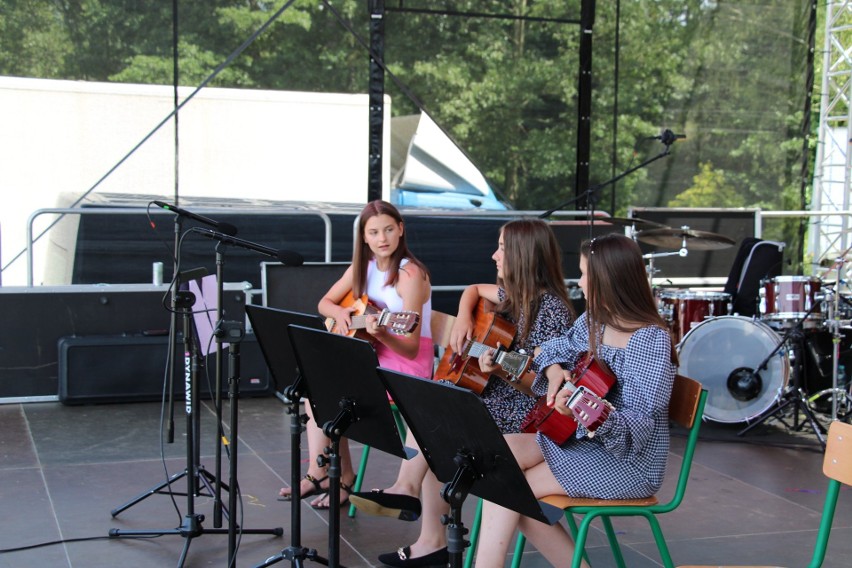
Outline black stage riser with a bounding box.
[0,285,256,399]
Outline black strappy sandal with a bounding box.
[277,473,328,501]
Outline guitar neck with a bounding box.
[349,311,376,330]
[466,341,492,359]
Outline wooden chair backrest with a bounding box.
[430,310,456,349]
[824,420,852,486]
[669,374,702,429]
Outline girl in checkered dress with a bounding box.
[475,233,678,568]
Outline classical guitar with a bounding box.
[434,298,532,395]
[325,291,420,340]
[565,385,612,437]
[520,352,616,444]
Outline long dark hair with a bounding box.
[496,218,576,342]
[352,200,429,296]
[581,233,677,364]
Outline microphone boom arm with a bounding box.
[191,227,303,265]
[539,144,673,219]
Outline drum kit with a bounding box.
[622,216,852,440]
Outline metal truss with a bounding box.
[811,0,852,264]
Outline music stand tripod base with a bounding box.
[265,325,411,568]
[377,368,563,568]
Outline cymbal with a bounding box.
[635,227,736,251]
[595,216,668,230]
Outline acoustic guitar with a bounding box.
[520,352,616,444]
[325,291,420,340]
[433,298,535,395]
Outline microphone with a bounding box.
[648,129,686,146]
[192,227,304,266]
[152,201,238,236]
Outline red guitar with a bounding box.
[325,291,420,340]
[565,385,612,437]
[520,353,616,444]
[434,298,533,395]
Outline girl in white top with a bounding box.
[279,200,432,509]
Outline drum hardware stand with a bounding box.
[538,133,676,232]
[643,247,688,287]
[737,302,827,447]
[809,267,852,421]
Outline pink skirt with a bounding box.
[375,336,435,383]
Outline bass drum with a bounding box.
[677,316,789,423]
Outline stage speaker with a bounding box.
[803,329,852,394]
[58,333,271,405]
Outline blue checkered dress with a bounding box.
[533,312,675,499]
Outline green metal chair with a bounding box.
[467,374,706,568]
[677,418,852,568]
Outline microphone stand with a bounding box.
[737,300,827,448]
[539,137,675,239]
[152,201,236,447]
[189,227,302,545]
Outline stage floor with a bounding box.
[1,395,850,567]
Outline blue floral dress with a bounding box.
[480,289,575,434]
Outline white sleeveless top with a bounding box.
[365,259,432,339]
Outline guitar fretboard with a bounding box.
[465,341,491,358]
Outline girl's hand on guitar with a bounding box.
[478,344,499,374]
[449,317,474,355]
[332,305,356,335]
[364,314,385,338]
[552,386,573,417]
[544,364,572,409]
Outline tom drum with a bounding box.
[760,276,823,330]
[677,316,789,423]
[657,289,731,344]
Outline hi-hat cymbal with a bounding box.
[635,227,736,250]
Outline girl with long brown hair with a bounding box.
[475,232,678,568]
[351,218,577,567]
[279,200,433,509]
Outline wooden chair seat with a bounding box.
[541,494,659,509]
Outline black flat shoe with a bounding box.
[349,490,421,521]
[378,546,448,567]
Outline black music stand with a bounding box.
[376,368,564,568]
[245,305,328,567]
[261,325,414,568]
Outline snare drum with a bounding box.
[657,289,731,344]
[760,276,823,329]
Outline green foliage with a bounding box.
[0,0,814,216]
[668,162,745,208]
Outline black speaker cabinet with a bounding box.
[58,333,271,404]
